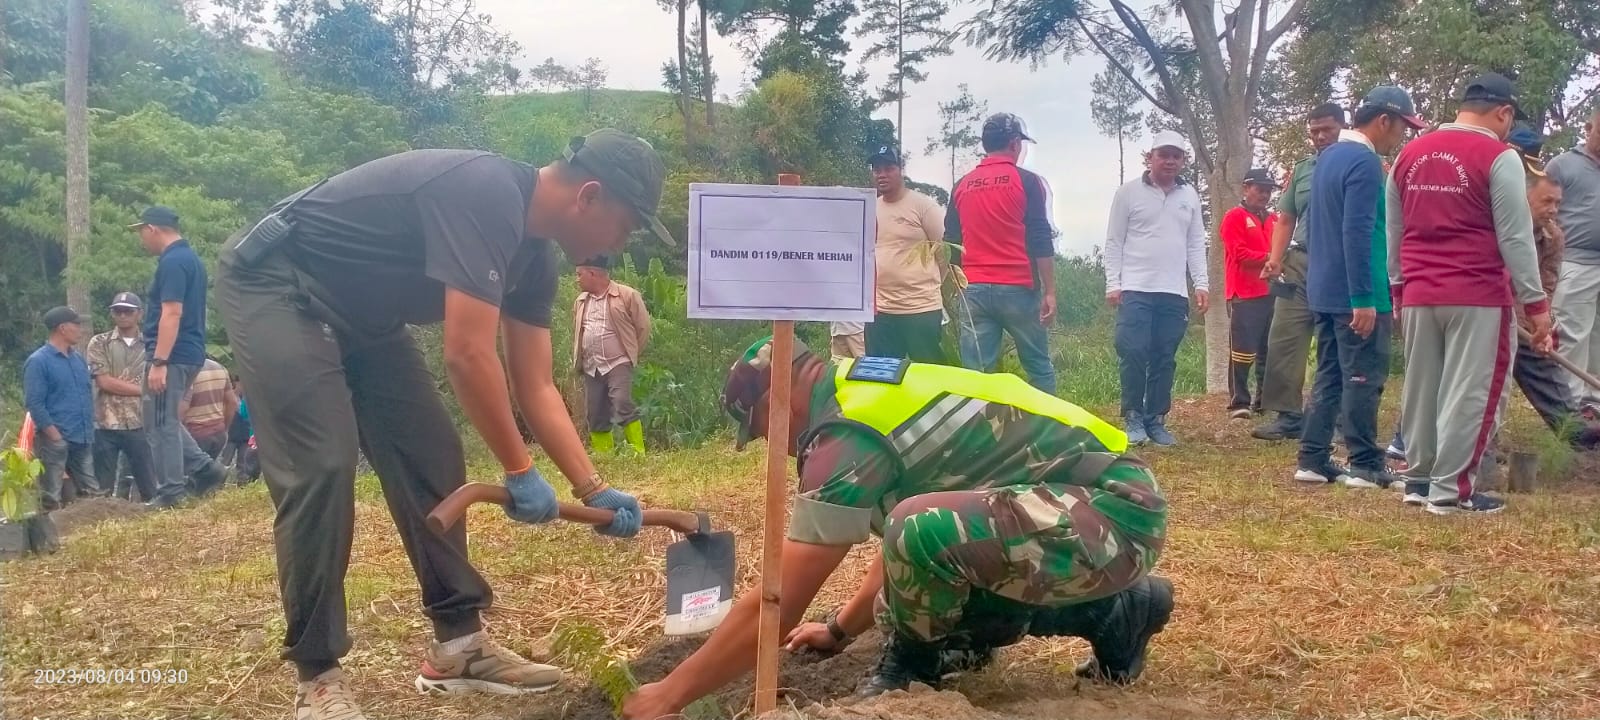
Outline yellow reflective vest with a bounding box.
[820,358,1128,456]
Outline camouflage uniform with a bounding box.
[787,363,1168,643]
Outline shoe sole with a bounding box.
[1402,494,1427,506]
[1425,503,1505,516]
[1341,477,1384,490]
[414,675,559,696]
[1293,469,1345,484]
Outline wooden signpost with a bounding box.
[686,172,876,714]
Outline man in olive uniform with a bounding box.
[621,341,1172,719]
[1255,103,1347,440]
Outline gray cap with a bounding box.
[564,129,674,247]
[109,292,143,309]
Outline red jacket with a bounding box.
[1221,205,1275,300]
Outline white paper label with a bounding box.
[680,587,722,620]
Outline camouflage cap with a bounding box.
[722,335,814,450]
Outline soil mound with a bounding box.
[48,496,149,537]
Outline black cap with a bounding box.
[128,205,180,229]
[563,129,674,247]
[108,292,143,310]
[1359,86,1428,130]
[1242,168,1282,188]
[869,144,903,167]
[577,256,611,269]
[1461,72,1527,120]
[981,112,1034,147]
[43,306,81,330]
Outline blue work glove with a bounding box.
[583,487,642,538]
[504,466,559,525]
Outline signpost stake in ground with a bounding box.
[687,170,875,715]
[752,172,802,713]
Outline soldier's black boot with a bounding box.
[857,634,947,698]
[1027,575,1174,684]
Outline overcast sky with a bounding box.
[479,0,1134,257]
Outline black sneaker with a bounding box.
[1252,414,1302,441]
[856,634,946,697]
[1427,493,1505,516]
[1402,482,1430,506]
[1074,576,1175,685]
[1293,462,1351,484]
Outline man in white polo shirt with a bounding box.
[1104,131,1211,446]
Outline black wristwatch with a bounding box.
[151,357,169,367]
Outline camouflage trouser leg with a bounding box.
[878,461,1166,642]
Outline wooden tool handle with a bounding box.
[426,482,703,535]
[1517,327,1600,392]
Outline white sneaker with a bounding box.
[1294,464,1351,484]
[294,668,368,720]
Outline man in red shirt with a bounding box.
[1222,169,1280,418]
[947,113,1060,393]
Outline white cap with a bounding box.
[1150,130,1188,154]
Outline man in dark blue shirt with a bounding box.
[1295,87,1422,490]
[23,306,101,509]
[132,205,227,508]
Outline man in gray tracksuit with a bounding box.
[1387,74,1552,516]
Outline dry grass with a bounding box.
[5,397,1600,719]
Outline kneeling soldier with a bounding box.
[622,339,1173,718]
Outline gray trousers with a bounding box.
[1400,306,1516,504]
[1553,260,1600,408]
[34,431,99,509]
[143,361,217,504]
[582,363,638,431]
[217,241,490,668]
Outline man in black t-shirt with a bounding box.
[217,129,673,720]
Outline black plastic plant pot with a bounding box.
[0,520,28,561]
[26,513,59,554]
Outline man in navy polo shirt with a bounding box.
[23,306,100,509]
[133,205,227,508]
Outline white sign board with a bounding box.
[687,183,876,322]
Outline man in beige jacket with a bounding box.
[572,256,651,453]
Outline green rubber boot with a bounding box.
[623,420,646,454]
[589,431,615,453]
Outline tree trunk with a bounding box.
[1201,127,1255,395]
[1116,128,1125,184]
[896,4,904,150]
[676,0,694,149]
[699,0,714,130]
[65,0,91,345]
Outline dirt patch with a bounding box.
[762,681,1217,720]
[519,632,880,720]
[47,496,149,537]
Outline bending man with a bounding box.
[218,131,670,720]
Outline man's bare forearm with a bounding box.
[836,555,884,636]
[1034,256,1056,297]
[1268,213,1294,267]
[512,382,600,490]
[155,310,180,360]
[97,376,142,396]
[444,349,531,472]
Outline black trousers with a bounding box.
[217,242,490,668]
[1514,336,1582,438]
[94,428,157,502]
[866,310,947,364]
[1227,296,1275,411]
[1114,291,1190,419]
[1299,311,1391,471]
